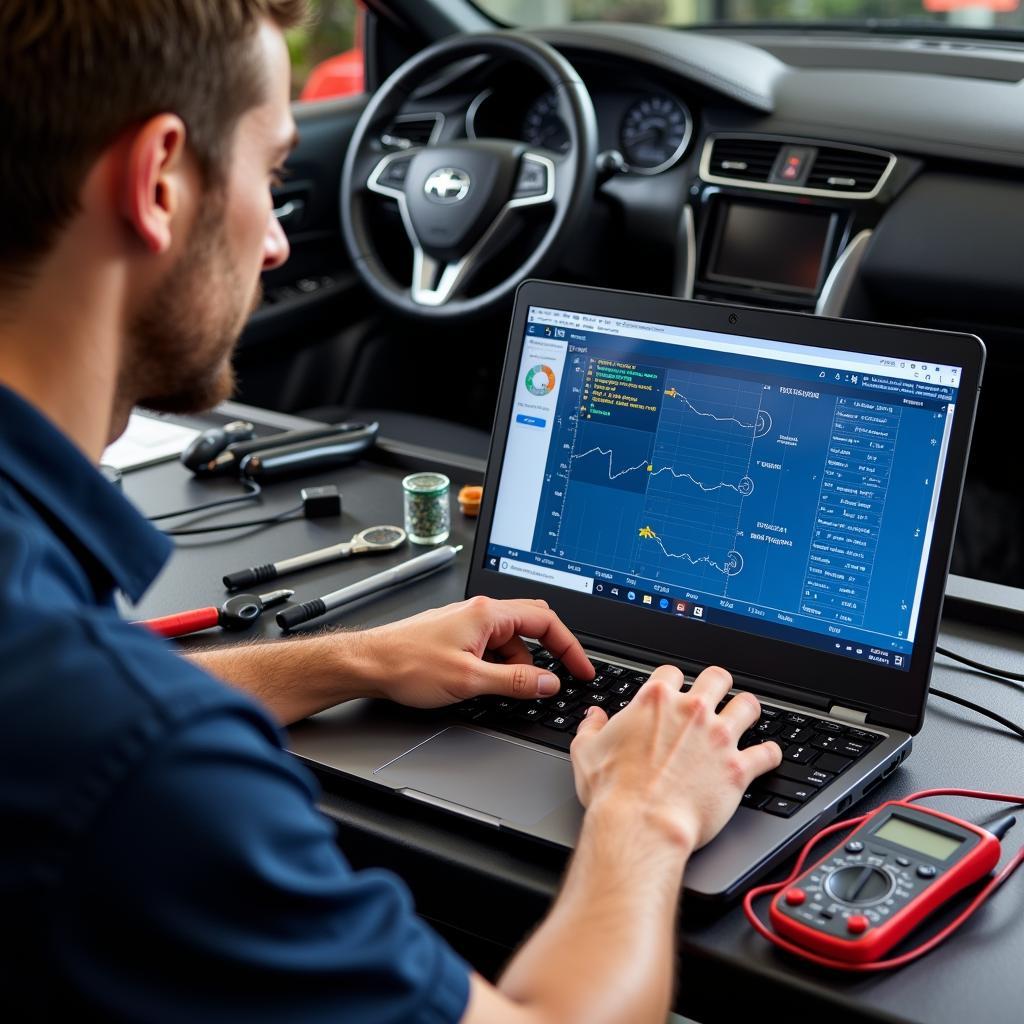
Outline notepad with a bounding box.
[101,413,200,472]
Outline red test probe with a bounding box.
[138,589,293,639]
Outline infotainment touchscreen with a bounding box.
[483,304,964,673]
[708,201,835,294]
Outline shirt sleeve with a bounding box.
[52,705,471,1024]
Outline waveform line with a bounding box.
[572,446,650,480]
[573,446,742,493]
[638,525,731,574]
[649,465,741,492]
[664,388,759,430]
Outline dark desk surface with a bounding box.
[125,404,1024,1024]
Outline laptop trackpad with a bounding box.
[373,727,576,827]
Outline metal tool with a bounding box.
[276,544,462,631]
[179,419,256,472]
[223,525,407,591]
[138,589,294,639]
[189,422,369,478]
[238,422,379,482]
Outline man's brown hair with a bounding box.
[0,0,307,290]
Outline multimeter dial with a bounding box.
[824,865,894,904]
[797,853,909,924]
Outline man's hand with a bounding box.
[188,596,592,726]
[463,662,783,1024]
[570,663,783,854]
[354,596,595,708]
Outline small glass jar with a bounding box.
[402,472,451,545]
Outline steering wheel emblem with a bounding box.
[424,167,471,203]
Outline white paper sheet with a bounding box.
[101,413,201,472]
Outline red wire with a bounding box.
[742,788,1024,971]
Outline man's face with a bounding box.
[124,20,295,416]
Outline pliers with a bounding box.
[138,589,293,639]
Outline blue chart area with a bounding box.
[552,420,654,569]
[568,421,652,495]
[534,343,948,648]
[554,364,768,597]
[634,371,766,594]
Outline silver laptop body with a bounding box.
[289,282,983,901]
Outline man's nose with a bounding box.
[263,213,290,271]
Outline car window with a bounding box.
[474,0,1024,35]
[288,0,364,102]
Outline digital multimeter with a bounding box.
[768,799,1003,964]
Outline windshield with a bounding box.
[474,0,1024,36]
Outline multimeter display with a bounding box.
[872,816,964,860]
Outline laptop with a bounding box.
[289,281,984,901]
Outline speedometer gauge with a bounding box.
[522,92,570,154]
[619,94,692,174]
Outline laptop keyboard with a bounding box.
[451,648,884,819]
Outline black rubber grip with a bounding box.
[276,599,327,631]
[223,563,277,591]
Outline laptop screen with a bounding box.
[483,304,965,674]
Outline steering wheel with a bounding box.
[340,32,598,320]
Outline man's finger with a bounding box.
[688,664,733,707]
[503,603,594,680]
[571,704,608,746]
[471,657,561,699]
[489,635,534,666]
[651,663,686,688]
[740,738,784,780]
[635,663,685,698]
[717,690,761,736]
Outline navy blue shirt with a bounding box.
[0,385,470,1022]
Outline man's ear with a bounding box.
[118,114,191,255]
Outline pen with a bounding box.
[276,545,463,631]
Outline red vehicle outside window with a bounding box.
[300,6,365,101]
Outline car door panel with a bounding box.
[234,93,386,412]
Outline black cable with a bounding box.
[928,686,1024,741]
[936,644,1024,683]
[933,646,1024,739]
[163,503,302,536]
[148,479,262,521]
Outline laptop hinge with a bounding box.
[828,704,869,726]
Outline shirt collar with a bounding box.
[0,384,172,603]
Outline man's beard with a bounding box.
[118,192,260,418]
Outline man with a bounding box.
[0,3,783,1021]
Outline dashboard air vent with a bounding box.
[380,113,441,149]
[707,137,782,183]
[806,146,892,194]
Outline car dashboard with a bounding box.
[385,22,1021,317]
[321,20,1024,585]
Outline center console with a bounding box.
[688,134,903,314]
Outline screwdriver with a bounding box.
[277,545,462,631]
